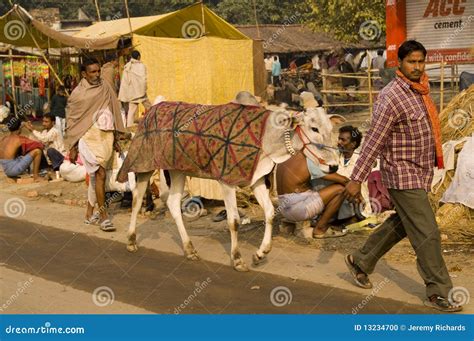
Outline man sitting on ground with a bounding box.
[336,125,372,220]
[276,151,348,238]
[25,114,66,171]
[0,115,46,181]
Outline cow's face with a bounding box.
[300,107,333,145]
[299,108,346,171]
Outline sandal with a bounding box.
[84,212,100,225]
[99,219,116,232]
[313,227,348,239]
[424,295,463,312]
[345,254,373,289]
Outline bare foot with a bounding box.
[33,176,48,183]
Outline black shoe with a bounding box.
[424,295,463,312]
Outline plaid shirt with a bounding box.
[351,77,435,191]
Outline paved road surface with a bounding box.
[0,217,434,314]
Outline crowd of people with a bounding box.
[0,50,150,231]
[0,40,464,312]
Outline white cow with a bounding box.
[125,92,342,271]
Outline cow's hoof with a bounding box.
[127,234,138,252]
[252,253,267,266]
[233,260,249,272]
[186,252,201,261]
[127,243,138,253]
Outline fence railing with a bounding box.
[320,54,467,115]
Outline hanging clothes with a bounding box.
[39,76,46,97]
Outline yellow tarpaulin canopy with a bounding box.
[74,3,248,41]
[135,35,255,104]
[0,5,117,49]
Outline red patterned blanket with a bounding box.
[117,101,270,186]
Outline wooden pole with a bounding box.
[201,1,206,37]
[450,63,454,96]
[8,48,17,113]
[322,68,329,109]
[367,50,373,116]
[252,0,260,39]
[124,0,134,40]
[94,0,102,21]
[440,58,444,111]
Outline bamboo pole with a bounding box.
[323,102,372,107]
[322,68,328,107]
[450,64,454,95]
[8,48,17,113]
[367,50,373,115]
[440,58,444,111]
[201,1,206,37]
[0,54,44,59]
[94,0,102,22]
[124,0,134,40]
[320,89,380,94]
[252,0,260,39]
[319,73,381,80]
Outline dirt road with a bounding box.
[1,217,434,314]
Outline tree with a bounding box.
[306,0,385,43]
[215,0,311,25]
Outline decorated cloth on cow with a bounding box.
[117,101,270,186]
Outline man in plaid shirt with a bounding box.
[343,40,462,312]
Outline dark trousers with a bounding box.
[46,148,64,171]
[353,188,453,298]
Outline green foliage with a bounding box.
[1,0,312,24]
[306,0,386,43]
[214,0,310,25]
[1,0,384,43]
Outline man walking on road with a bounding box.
[343,40,462,312]
[65,58,127,232]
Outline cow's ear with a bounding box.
[328,114,346,126]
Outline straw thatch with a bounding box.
[429,85,474,229]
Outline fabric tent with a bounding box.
[75,2,265,105]
[0,5,117,49]
[74,3,248,41]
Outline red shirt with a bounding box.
[351,77,435,191]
